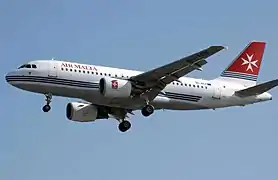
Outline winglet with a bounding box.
[208,45,226,54]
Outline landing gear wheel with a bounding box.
[118,121,131,132]
[42,93,52,112]
[141,104,154,117]
[42,104,51,112]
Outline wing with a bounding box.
[130,45,225,100]
[130,46,225,86]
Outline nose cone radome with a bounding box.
[5,71,17,86]
[5,72,11,84]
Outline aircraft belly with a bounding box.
[13,79,211,110]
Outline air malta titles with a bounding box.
[61,63,98,71]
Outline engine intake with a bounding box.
[99,77,132,98]
[66,102,99,122]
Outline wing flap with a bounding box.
[235,79,278,97]
[160,59,207,84]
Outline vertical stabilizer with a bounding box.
[216,41,266,86]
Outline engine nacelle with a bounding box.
[66,102,98,122]
[99,77,132,98]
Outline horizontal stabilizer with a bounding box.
[235,79,278,97]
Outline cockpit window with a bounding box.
[18,64,37,69]
[18,64,27,69]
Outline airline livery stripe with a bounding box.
[221,72,258,80]
[158,94,200,102]
[7,79,99,88]
[6,76,99,86]
[6,76,202,102]
[165,92,201,99]
[6,76,99,88]
[220,72,257,81]
[221,71,258,77]
[158,92,202,102]
[164,95,200,102]
[221,74,257,81]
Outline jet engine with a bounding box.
[66,102,101,122]
[99,77,132,98]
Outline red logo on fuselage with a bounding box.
[111,80,118,89]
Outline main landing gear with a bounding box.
[141,104,154,117]
[117,104,154,132]
[42,93,52,112]
[118,120,131,132]
[118,104,154,132]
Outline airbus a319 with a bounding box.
[5,41,278,132]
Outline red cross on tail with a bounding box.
[217,41,266,86]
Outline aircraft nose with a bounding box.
[5,72,11,83]
[5,71,15,84]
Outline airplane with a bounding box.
[5,41,278,132]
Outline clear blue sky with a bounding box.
[1,0,278,179]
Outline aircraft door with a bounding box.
[212,86,221,99]
[48,61,57,77]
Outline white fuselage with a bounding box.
[5,60,272,111]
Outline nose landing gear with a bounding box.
[42,93,52,112]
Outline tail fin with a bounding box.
[216,41,266,86]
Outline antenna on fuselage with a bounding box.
[51,57,55,60]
